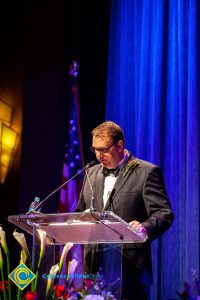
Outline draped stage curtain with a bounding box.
[106,1,200,299]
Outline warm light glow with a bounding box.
[0,122,19,184]
[0,100,13,123]
[2,124,18,149]
[0,100,13,145]
[0,166,7,184]
[0,146,12,167]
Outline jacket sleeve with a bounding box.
[141,166,174,240]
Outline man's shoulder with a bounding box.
[132,156,160,171]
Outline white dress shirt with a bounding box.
[103,150,129,207]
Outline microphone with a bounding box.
[85,162,97,212]
[85,160,97,168]
[104,189,116,212]
[84,168,124,240]
[90,187,124,241]
[26,160,98,214]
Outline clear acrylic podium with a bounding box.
[8,211,147,299]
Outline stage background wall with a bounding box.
[106,1,200,299]
[0,1,110,267]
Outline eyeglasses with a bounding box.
[90,142,116,154]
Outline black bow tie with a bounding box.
[102,166,120,177]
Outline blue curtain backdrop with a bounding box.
[106,1,200,299]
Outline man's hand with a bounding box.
[129,220,147,235]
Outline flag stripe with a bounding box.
[57,61,84,288]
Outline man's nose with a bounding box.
[96,150,104,158]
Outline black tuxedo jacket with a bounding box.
[76,154,174,286]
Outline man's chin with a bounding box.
[100,161,109,167]
[101,162,112,169]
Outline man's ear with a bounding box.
[117,140,124,152]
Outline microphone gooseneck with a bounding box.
[86,164,123,240]
[105,188,116,212]
[85,163,97,212]
[26,160,97,214]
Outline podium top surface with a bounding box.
[8,211,148,245]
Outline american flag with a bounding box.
[58,61,84,288]
[58,61,84,213]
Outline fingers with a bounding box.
[129,220,147,234]
[129,220,140,227]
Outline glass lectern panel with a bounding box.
[8,211,147,245]
[8,211,147,299]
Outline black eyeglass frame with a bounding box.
[90,141,117,154]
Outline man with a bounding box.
[76,121,174,299]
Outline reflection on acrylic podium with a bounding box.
[8,211,147,299]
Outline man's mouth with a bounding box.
[99,159,106,163]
